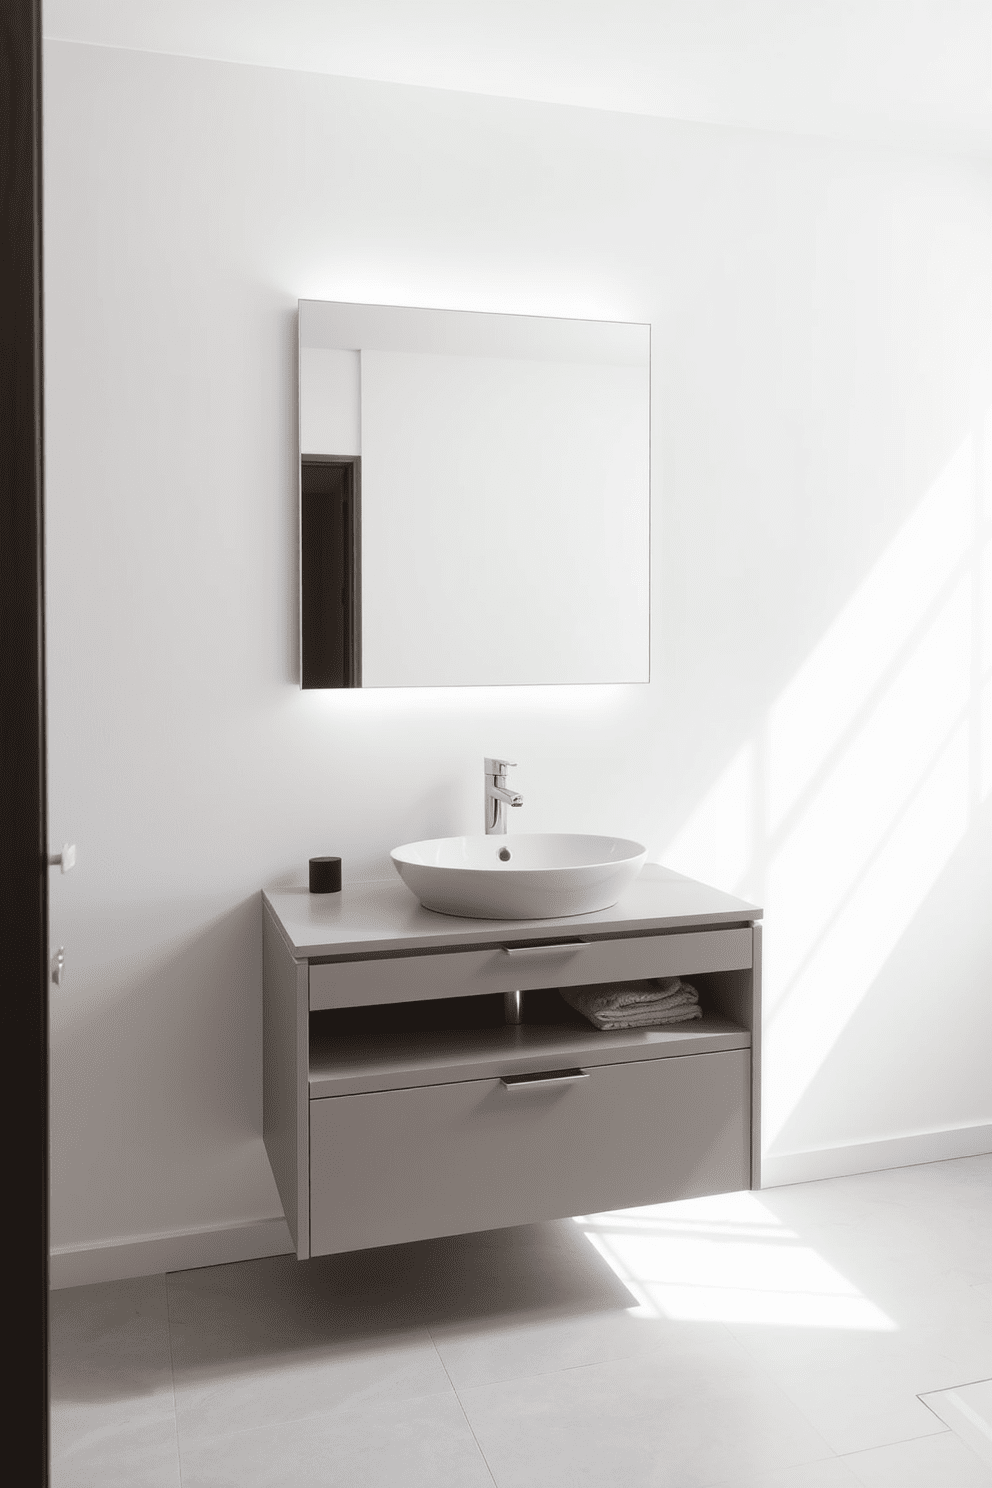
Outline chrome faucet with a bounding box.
[484,757,523,834]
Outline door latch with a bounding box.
[48,844,76,873]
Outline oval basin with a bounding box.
[390,833,648,920]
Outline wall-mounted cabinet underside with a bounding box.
[262,874,763,1261]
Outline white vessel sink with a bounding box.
[390,833,648,920]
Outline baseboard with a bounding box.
[761,1123,992,1188]
[50,1215,294,1290]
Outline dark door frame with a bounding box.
[1,1,50,1483]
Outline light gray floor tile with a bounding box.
[458,1343,835,1488]
[920,1377,992,1471]
[736,1186,992,1385]
[705,1458,860,1488]
[171,1326,452,1445]
[51,1410,182,1488]
[165,1224,630,1440]
[910,1313,992,1384]
[167,1250,432,1343]
[841,1430,992,1486]
[177,1389,495,1488]
[715,1166,992,1458]
[754,1182,992,1298]
[50,1276,176,1448]
[427,1208,741,1387]
[432,1307,746,1390]
[47,1155,992,1488]
[726,1325,954,1454]
[167,1255,453,1443]
[875,1275,992,1333]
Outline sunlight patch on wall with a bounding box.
[574,1191,895,1331]
[765,574,973,1005]
[763,719,971,1142]
[759,428,988,1145]
[982,538,992,801]
[766,442,974,835]
[658,427,990,1152]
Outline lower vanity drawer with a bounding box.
[309,1048,749,1256]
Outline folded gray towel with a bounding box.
[586,1005,703,1031]
[560,977,701,1030]
[560,976,692,1015]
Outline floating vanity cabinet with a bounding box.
[262,865,762,1260]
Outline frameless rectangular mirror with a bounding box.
[299,299,650,688]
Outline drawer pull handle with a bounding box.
[500,1068,589,1090]
[502,941,588,957]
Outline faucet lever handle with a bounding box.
[485,757,516,777]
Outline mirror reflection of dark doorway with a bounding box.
[300,456,360,689]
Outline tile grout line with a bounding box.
[164,1274,187,1487]
[838,1426,957,1463]
[706,1318,847,1469]
[918,1373,992,1401]
[914,1380,992,1478]
[152,1389,468,1457]
[426,1316,842,1487]
[426,1324,500,1488]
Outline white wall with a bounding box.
[44,40,992,1275]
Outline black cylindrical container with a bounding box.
[309,856,342,894]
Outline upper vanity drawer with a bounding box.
[309,926,752,1011]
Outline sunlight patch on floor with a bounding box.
[573,1191,896,1331]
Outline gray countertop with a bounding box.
[263,862,762,960]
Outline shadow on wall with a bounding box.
[664,418,992,1159]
